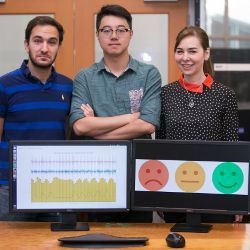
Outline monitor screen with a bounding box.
[238,109,250,141]
[131,140,250,232]
[9,140,131,230]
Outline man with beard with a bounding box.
[0,16,72,220]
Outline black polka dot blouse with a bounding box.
[156,81,239,141]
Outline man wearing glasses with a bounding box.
[70,4,161,141]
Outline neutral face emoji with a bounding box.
[138,160,169,191]
[175,162,205,192]
[212,162,244,194]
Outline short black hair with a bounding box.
[96,4,132,30]
[25,16,64,45]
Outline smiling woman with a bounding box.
[156,26,240,224]
[156,26,239,142]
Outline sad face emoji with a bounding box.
[175,162,205,192]
[138,160,169,191]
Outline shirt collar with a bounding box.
[96,56,137,74]
[20,59,57,83]
[179,73,214,93]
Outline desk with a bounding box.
[0,222,250,249]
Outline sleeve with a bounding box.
[155,89,167,139]
[155,113,167,139]
[221,89,239,141]
[0,142,9,185]
[155,114,167,139]
[69,71,92,126]
[139,66,161,128]
[0,82,7,118]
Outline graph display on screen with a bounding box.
[31,178,116,202]
[11,141,130,211]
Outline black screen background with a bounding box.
[131,140,250,214]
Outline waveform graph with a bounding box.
[14,144,128,210]
[31,177,116,202]
[28,145,127,204]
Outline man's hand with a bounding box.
[129,112,140,122]
[80,103,140,122]
[81,104,95,117]
[75,102,153,139]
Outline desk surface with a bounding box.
[0,222,250,249]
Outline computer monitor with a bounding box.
[9,140,131,231]
[238,109,250,141]
[131,139,250,233]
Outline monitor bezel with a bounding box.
[9,140,131,213]
[131,139,250,215]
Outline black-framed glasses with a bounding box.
[98,27,131,38]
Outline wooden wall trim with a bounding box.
[0,0,74,78]
[0,0,188,81]
[74,0,188,82]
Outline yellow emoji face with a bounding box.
[175,162,205,192]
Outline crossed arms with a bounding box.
[70,65,161,140]
[73,104,155,139]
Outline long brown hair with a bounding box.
[174,26,214,76]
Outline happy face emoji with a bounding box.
[175,162,205,192]
[212,162,244,194]
[138,160,169,191]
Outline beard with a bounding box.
[28,51,57,69]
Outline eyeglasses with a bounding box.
[98,27,131,38]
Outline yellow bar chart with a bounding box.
[31,177,116,202]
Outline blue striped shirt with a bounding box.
[0,60,73,184]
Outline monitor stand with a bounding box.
[51,212,89,231]
[170,213,212,233]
